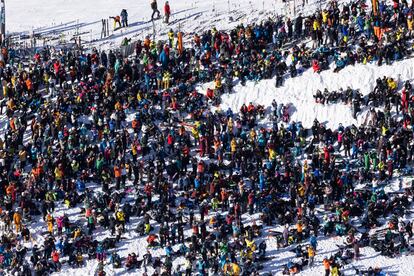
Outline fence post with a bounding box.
[0,0,5,47]
[152,20,156,41]
[107,18,110,36]
[101,19,105,39]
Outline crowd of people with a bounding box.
[0,0,414,275]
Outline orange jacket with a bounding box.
[9,119,16,131]
[114,166,121,178]
[13,212,21,224]
[26,79,33,91]
[51,251,60,262]
[132,119,139,129]
[323,259,331,270]
[6,184,15,195]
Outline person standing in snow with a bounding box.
[164,1,171,24]
[283,224,289,246]
[121,9,128,27]
[151,0,161,21]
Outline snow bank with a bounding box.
[202,58,414,129]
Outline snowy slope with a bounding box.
[6,0,295,33]
[7,0,327,50]
[200,58,414,129]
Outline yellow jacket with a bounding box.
[191,127,199,139]
[387,79,397,90]
[116,211,125,222]
[231,139,237,153]
[245,239,256,251]
[407,18,413,31]
[249,129,256,140]
[73,229,81,238]
[322,11,329,23]
[331,266,339,276]
[163,72,171,81]
[313,20,321,31]
[168,31,175,46]
[232,263,241,275]
[215,78,222,89]
[227,118,233,131]
[382,126,388,136]
[308,247,315,257]
[268,148,276,160]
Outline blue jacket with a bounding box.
[336,59,345,69]
[76,180,85,193]
[259,172,265,192]
[159,50,169,68]
[194,178,201,189]
[310,236,317,249]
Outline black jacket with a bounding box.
[151,1,158,10]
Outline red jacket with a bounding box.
[312,60,320,73]
[248,193,254,205]
[402,89,409,102]
[164,3,171,15]
[144,184,153,195]
[206,88,214,99]
[167,134,174,145]
[324,147,330,161]
[54,62,61,74]
[247,104,255,113]
[51,251,60,262]
[182,146,190,156]
[34,53,41,62]
[170,101,178,110]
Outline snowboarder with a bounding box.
[110,15,122,30]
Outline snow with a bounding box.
[7,0,284,32]
[7,0,327,50]
[202,57,414,129]
[6,0,414,276]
